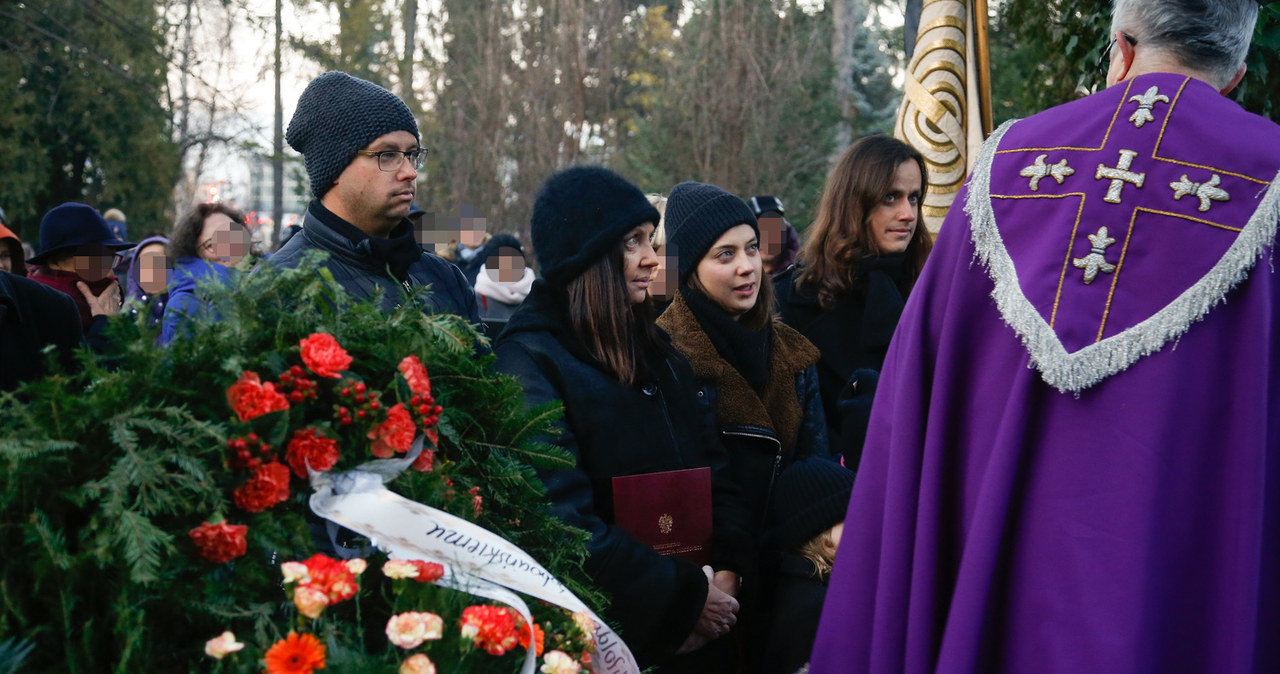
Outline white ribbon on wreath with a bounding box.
[308,440,641,674]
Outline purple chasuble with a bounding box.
[809,73,1280,674]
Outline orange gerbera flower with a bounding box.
[264,632,326,674]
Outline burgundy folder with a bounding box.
[612,467,712,566]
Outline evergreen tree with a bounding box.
[0,0,180,238]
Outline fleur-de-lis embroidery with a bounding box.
[1019,154,1076,191]
[1170,174,1230,212]
[1072,227,1117,284]
[1127,86,1170,128]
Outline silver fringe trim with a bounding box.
[966,120,1280,393]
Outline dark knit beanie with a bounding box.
[286,71,419,198]
[770,458,855,551]
[530,166,660,286]
[665,181,758,283]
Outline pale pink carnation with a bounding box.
[281,561,310,584]
[541,650,582,674]
[386,612,443,649]
[345,558,368,576]
[399,654,437,674]
[204,631,244,660]
[293,585,330,619]
[382,558,419,579]
[572,611,596,639]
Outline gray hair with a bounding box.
[1112,0,1258,88]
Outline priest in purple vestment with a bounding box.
[809,1,1279,672]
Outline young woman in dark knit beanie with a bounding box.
[655,180,835,674]
[492,166,752,673]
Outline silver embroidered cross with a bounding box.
[1019,154,1076,191]
[1170,173,1230,212]
[1072,226,1118,284]
[1127,86,1170,128]
[1095,149,1146,204]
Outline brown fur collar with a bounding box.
[658,293,819,451]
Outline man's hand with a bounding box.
[78,280,121,317]
[694,566,739,639]
[712,569,739,598]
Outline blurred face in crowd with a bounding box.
[328,130,419,237]
[867,160,922,255]
[50,244,117,282]
[757,214,787,273]
[136,242,170,295]
[621,222,659,305]
[758,214,785,258]
[648,244,674,301]
[198,212,251,267]
[458,217,487,249]
[0,245,12,274]
[695,224,761,319]
[484,247,526,284]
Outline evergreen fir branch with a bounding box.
[0,636,36,674]
[497,400,565,448]
[0,438,78,463]
[472,441,575,470]
[112,510,173,584]
[25,509,73,571]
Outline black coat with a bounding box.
[657,294,830,536]
[493,281,752,668]
[271,203,482,326]
[773,262,910,466]
[760,553,828,674]
[0,271,82,391]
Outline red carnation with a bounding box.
[189,520,248,563]
[301,553,359,603]
[285,428,341,478]
[408,560,445,583]
[368,403,415,458]
[226,371,290,422]
[300,333,352,379]
[233,461,291,512]
[460,605,520,656]
[397,355,431,396]
[411,448,435,473]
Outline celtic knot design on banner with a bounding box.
[895,0,974,226]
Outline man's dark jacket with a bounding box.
[271,202,482,326]
[0,270,82,391]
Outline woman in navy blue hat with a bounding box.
[27,203,132,345]
[493,166,751,672]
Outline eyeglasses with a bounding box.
[355,148,429,172]
[1096,32,1138,74]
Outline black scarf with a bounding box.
[856,253,910,348]
[309,200,421,283]
[679,286,772,392]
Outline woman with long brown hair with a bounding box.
[775,134,933,465]
[493,167,751,672]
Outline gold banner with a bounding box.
[895,0,991,232]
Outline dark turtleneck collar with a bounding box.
[679,285,772,392]
[308,199,421,282]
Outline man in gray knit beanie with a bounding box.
[271,71,481,331]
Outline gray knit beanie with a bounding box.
[286,72,420,198]
[665,181,758,283]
